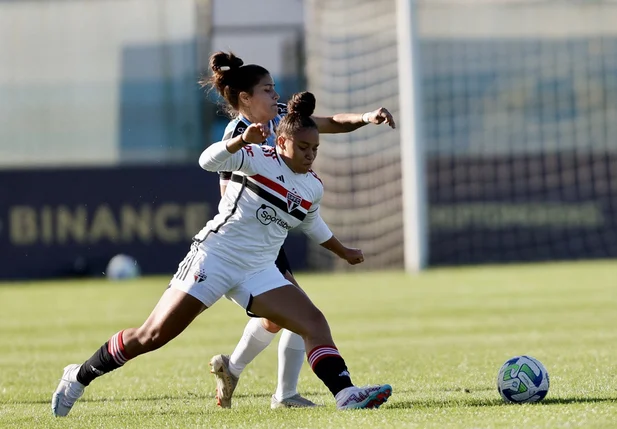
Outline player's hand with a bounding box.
[242,123,270,144]
[365,107,396,129]
[342,248,364,265]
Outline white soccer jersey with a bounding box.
[218,103,288,186]
[196,141,332,271]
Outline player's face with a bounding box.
[243,74,280,122]
[278,127,320,174]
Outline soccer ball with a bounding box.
[497,355,549,403]
[106,254,140,280]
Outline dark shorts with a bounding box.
[275,247,293,276]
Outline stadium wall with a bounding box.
[0,166,309,280]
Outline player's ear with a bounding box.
[239,91,251,106]
[277,135,287,149]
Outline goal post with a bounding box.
[303,0,428,272]
[396,0,429,272]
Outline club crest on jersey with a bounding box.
[193,269,207,283]
[286,191,302,212]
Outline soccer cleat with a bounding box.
[51,364,86,417]
[209,354,239,408]
[335,384,392,410]
[270,393,321,409]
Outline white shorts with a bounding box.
[168,242,291,309]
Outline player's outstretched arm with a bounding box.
[312,107,396,134]
[199,123,269,172]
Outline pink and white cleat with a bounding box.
[335,384,392,410]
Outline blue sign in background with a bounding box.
[0,166,308,280]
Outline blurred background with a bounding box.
[1,0,616,280]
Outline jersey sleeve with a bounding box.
[219,121,249,185]
[199,141,262,176]
[297,195,333,244]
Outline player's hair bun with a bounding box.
[287,91,316,118]
[277,91,318,137]
[210,51,244,73]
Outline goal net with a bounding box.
[304,0,617,270]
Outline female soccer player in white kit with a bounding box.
[202,51,396,409]
[51,91,393,417]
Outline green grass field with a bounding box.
[1,262,616,428]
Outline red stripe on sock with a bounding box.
[107,331,128,365]
[117,330,127,358]
[308,345,340,370]
[308,345,337,357]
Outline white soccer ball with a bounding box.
[497,355,550,404]
[106,254,140,280]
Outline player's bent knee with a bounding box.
[261,318,282,333]
[301,308,331,340]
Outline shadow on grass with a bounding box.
[394,387,497,394]
[10,393,615,409]
[387,396,616,409]
[539,397,617,405]
[8,391,326,406]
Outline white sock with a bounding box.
[228,318,276,378]
[274,329,305,401]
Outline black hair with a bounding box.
[277,91,317,137]
[199,51,270,117]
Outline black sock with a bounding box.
[76,331,129,386]
[307,345,353,396]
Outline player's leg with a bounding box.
[211,247,314,409]
[52,287,207,417]
[271,266,317,409]
[248,282,392,410]
[222,318,279,383]
[272,324,314,408]
[216,249,288,381]
[52,243,230,417]
[210,316,277,408]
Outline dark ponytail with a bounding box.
[199,51,270,117]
